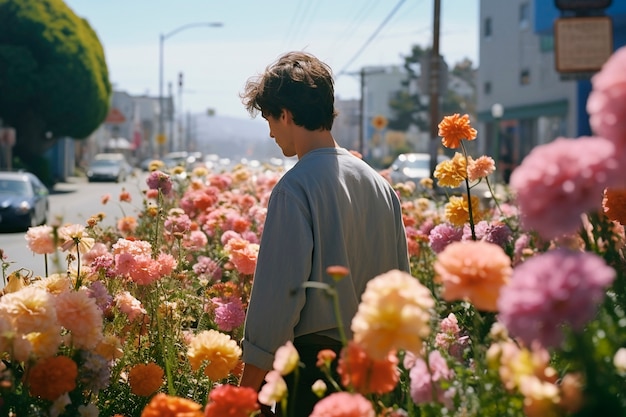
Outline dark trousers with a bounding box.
[275,334,343,417]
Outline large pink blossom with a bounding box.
[498,249,615,348]
[587,45,626,169]
[509,136,619,240]
[25,225,56,254]
[211,297,246,332]
[408,350,455,408]
[309,392,375,417]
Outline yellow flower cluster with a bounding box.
[434,152,467,188]
[445,195,483,227]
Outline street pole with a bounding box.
[428,0,441,180]
[491,103,504,183]
[157,22,222,158]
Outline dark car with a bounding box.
[0,171,49,231]
[86,155,132,182]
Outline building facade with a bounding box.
[477,0,626,176]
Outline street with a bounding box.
[0,172,147,282]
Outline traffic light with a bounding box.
[178,72,183,88]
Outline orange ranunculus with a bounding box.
[140,393,203,417]
[603,188,626,225]
[128,362,164,396]
[438,113,477,149]
[337,341,399,395]
[434,241,512,311]
[205,384,259,417]
[27,355,78,401]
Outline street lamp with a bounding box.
[491,103,504,182]
[158,22,222,157]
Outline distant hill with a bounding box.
[193,114,283,161]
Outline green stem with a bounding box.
[74,241,81,290]
[460,142,476,241]
[44,253,48,278]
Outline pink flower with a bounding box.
[193,256,222,281]
[164,209,191,235]
[428,223,463,254]
[408,350,455,408]
[309,392,375,417]
[509,136,619,240]
[25,225,56,254]
[587,46,626,159]
[273,340,300,375]
[211,297,245,332]
[146,170,173,196]
[114,291,146,322]
[224,237,259,276]
[257,370,287,406]
[498,249,616,348]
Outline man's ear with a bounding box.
[282,109,294,124]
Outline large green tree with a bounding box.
[0,0,111,179]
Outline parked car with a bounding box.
[86,155,132,182]
[0,171,49,231]
[389,153,450,185]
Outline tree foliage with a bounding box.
[387,45,476,137]
[0,0,111,176]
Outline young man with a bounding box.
[239,51,410,416]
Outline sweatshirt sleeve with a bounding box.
[241,186,313,370]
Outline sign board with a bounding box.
[554,16,613,73]
[105,107,127,124]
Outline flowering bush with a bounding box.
[2,47,626,417]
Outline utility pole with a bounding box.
[429,0,441,179]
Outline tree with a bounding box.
[0,0,111,182]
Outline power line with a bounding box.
[336,0,408,78]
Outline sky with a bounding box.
[63,0,479,120]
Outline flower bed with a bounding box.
[2,48,626,417]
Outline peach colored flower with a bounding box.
[58,223,95,254]
[444,195,483,227]
[186,329,242,380]
[351,269,434,359]
[117,216,138,234]
[119,188,132,202]
[603,188,626,225]
[24,329,63,359]
[438,113,477,149]
[273,340,300,375]
[140,393,203,417]
[468,155,496,182]
[316,349,337,368]
[129,362,164,396]
[114,291,147,322]
[100,194,110,205]
[224,237,259,275]
[25,225,56,254]
[435,241,512,311]
[0,286,58,334]
[32,274,72,294]
[55,289,103,349]
[111,238,152,256]
[95,334,124,361]
[337,341,399,395]
[309,392,375,417]
[258,370,288,406]
[26,355,78,401]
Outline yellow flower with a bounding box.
[445,195,483,226]
[129,362,164,397]
[95,334,124,361]
[438,113,477,149]
[148,160,165,172]
[434,153,467,188]
[351,269,434,359]
[25,330,63,359]
[0,286,58,334]
[186,330,242,380]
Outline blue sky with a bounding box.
[64,0,479,119]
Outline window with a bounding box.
[520,69,531,85]
[484,17,492,38]
[484,81,492,95]
[519,2,530,29]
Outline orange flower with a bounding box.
[27,355,78,401]
[438,113,477,149]
[603,188,626,225]
[205,384,259,417]
[140,393,203,417]
[337,341,399,395]
[129,362,164,396]
[434,241,512,311]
